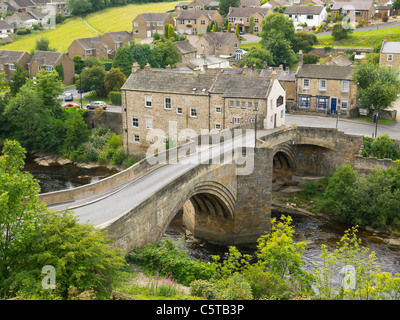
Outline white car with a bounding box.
[87,101,107,110]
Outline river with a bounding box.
[24,156,400,276]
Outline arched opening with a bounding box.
[272,150,296,188]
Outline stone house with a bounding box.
[0,50,31,76]
[240,0,261,8]
[331,0,375,22]
[284,5,328,27]
[379,41,400,71]
[183,0,220,10]
[101,31,133,58]
[176,10,223,35]
[121,65,285,157]
[196,32,240,57]
[0,20,13,35]
[322,50,353,67]
[132,13,175,39]
[294,51,357,117]
[260,67,296,105]
[67,37,109,60]
[174,40,197,63]
[28,50,75,85]
[226,7,272,34]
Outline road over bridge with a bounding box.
[41,126,364,251]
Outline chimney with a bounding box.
[144,63,151,69]
[243,65,248,75]
[271,70,277,80]
[328,55,332,65]
[337,50,344,57]
[279,64,283,71]
[131,62,140,74]
[166,64,171,69]
[203,61,208,71]
[298,50,303,68]
[263,61,268,69]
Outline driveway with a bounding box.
[241,33,261,43]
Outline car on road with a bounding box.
[64,92,74,101]
[87,101,107,110]
[62,102,80,109]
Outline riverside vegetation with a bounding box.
[1,139,400,300]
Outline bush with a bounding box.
[214,274,253,300]
[362,134,400,160]
[190,280,217,299]
[108,91,122,105]
[302,181,319,197]
[303,53,319,64]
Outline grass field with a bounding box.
[0,1,180,53]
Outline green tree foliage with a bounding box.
[219,0,240,16]
[9,63,29,97]
[353,62,400,113]
[150,40,180,69]
[331,23,351,41]
[362,134,400,160]
[80,65,107,97]
[104,67,126,94]
[260,13,296,46]
[62,108,90,153]
[235,24,239,38]
[292,31,317,53]
[264,33,297,67]
[35,37,56,51]
[394,0,400,10]
[242,47,273,69]
[67,0,93,15]
[73,56,85,74]
[30,69,64,109]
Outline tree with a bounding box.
[9,63,29,97]
[104,68,126,94]
[260,13,296,46]
[292,31,317,53]
[130,43,152,68]
[80,65,107,97]
[150,40,180,69]
[264,33,297,67]
[30,69,64,109]
[331,23,351,41]
[235,24,239,38]
[63,108,90,153]
[219,0,240,16]
[35,37,56,51]
[394,0,400,10]
[112,45,134,77]
[67,0,93,15]
[242,47,273,69]
[73,56,85,74]
[352,62,400,114]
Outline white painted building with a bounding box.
[284,5,327,27]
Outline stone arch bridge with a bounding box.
[40,126,363,251]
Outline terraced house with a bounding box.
[294,51,357,117]
[0,50,31,77]
[68,37,109,60]
[121,65,285,157]
[176,10,223,35]
[226,7,272,33]
[132,13,175,38]
[379,40,400,71]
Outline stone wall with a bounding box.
[84,110,123,135]
[353,156,393,174]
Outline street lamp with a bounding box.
[254,104,258,147]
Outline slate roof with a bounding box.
[138,13,171,22]
[200,32,238,45]
[76,37,108,49]
[381,41,400,54]
[174,40,197,54]
[331,1,374,10]
[0,20,13,29]
[227,7,271,18]
[103,31,132,42]
[122,68,273,99]
[323,55,353,67]
[29,50,63,66]
[176,10,219,20]
[284,5,325,15]
[296,64,355,80]
[0,50,29,64]
[259,69,296,81]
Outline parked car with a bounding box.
[87,101,107,110]
[62,102,80,109]
[64,92,73,101]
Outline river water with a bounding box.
[24,156,400,276]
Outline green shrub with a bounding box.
[190,280,217,299]
[214,274,253,300]
[362,134,400,160]
[108,91,122,105]
[303,53,319,64]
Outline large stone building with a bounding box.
[379,40,400,71]
[121,65,286,157]
[132,13,175,38]
[176,10,223,35]
[294,51,357,117]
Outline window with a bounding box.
[134,134,140,143]
[277,96,284,107]
[8,64,15,71]
[317,96,329,110]
[146,117,153,129]
[355,11,362,16]
[46,66,53,72]
[254,18,259,23]
[215,123,221,130]
[248,118,256,123]
[145,95,152,107]
[387,54,393,61]
[254,27,259,33]
[132,116,139,128]
[319,79,327,91]
[179,19,184,24]
[303,78,310,90]
[200,20,205,25]
[85,49,93,55]
[177,107,183,114]
[228,17,235,23]
[254,102,258,111]
[299,95,310,108]
[190,107,197,117]
[248,102,252,109]
[341,80,350,92]
[306,15,313,19]
[241,102,246,109]
[229,100,234,107]
[233,117,240,124]
[215,106,221,113]
[165,97,171,109]
[236,101,240,108]
[134,30,139,34]
[133,21,138,26]
[341,98,348,110]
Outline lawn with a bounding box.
[316,25,400,48]
[85,2,181,34]
[0,1,180,53]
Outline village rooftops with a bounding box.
[331,0,374,11]
[75,37,108,49]
[381,41,400,54]
[176,9,220,20]
[284,5,325,15]
[227,7,271,17]
[28,50,64,66]
[138,12,172,22]
[0,50,28,64]
[296,64,355,80]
